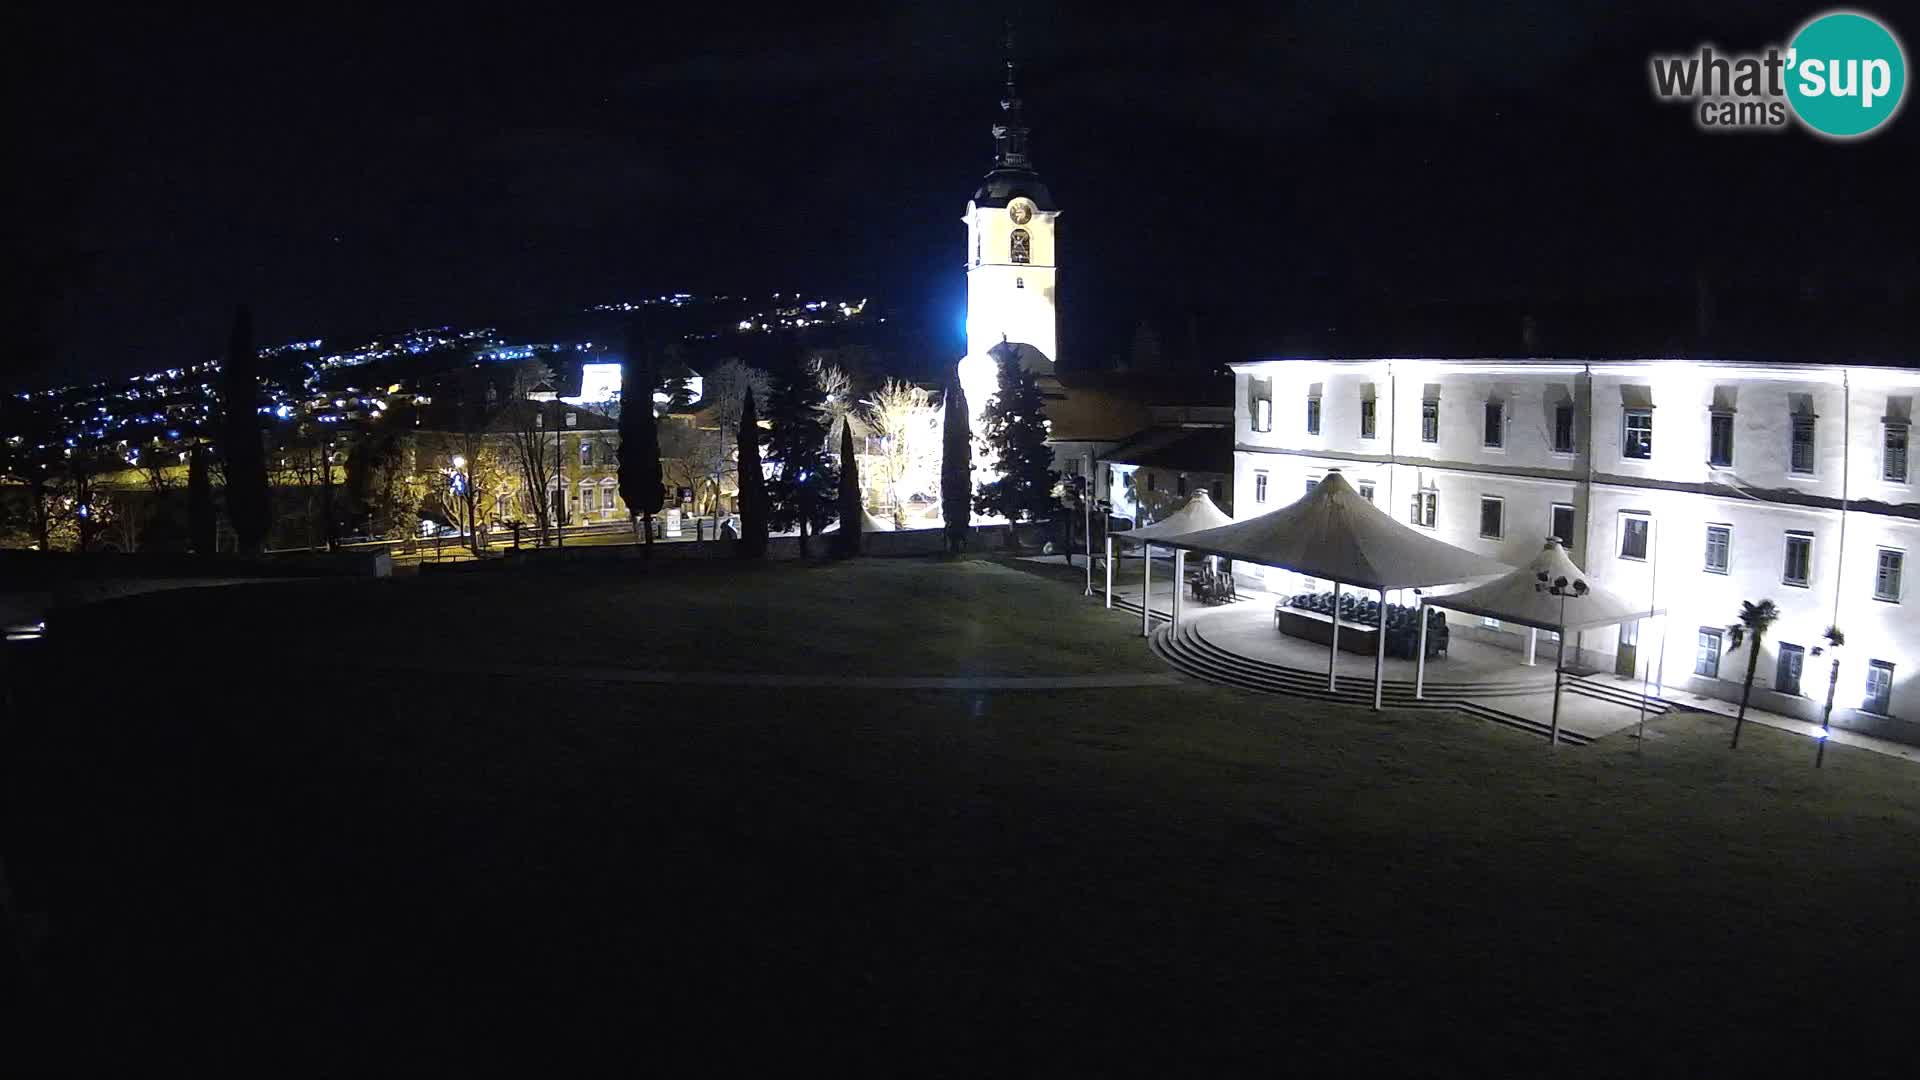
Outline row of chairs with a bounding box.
[1189,566,1239,605]
[1278,591,1449,659]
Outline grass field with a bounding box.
[5,556,1916,1072]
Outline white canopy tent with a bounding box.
[1165,472,1511,711]
[1424,539,1666,745]
[1106,490,1236,638]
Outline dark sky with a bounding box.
[10,1,1918,386]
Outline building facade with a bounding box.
[1232,358,1919,740]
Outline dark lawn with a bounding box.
[5,557,1918,1073]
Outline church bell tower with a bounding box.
[961,31,1059,375]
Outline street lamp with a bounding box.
[1535,569,1589,748]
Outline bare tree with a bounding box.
[702,359,772,442]
[809,354,854,451]
[861,379,941,527]
[501,361,557,544]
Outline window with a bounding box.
[1620,513,1650,561]
[1480,616,1503,630]
[1010,228,1031,264]
[1783,532,1813,587]
[565,413,577,428]
[603,479,618,512]
[1421,400,1439,443]
[495,492,510,518]
[1776,643,1805,696]
[1550,504,1576,547]
[1709,411,1735,467]
[1864,660,1894,715]
[1251,380,1273,433]
[1694,628,1723,678]
[1886,424,1909,483]
[1304,474,1320,497]
[1177,474,1188,496]
[1358,480,1375,504]
[1360,399,1376,440]
[580,483,596,512]
[1015,277,1025,289]
[1623,409,1653,460]
[1553,404,1576,453]
[1790,415,1816,474]
[580,441,593,466]
[1875,548,1904,602]
[1704,524,1731,574]
[1478,496,1504,540]
[1483,401,1504,448]
[1254,471,1268,504]
[1147,473,1157,493]
[1306,396,1322,435]
[1410,489,1437,528]
[1210,480,1223,502]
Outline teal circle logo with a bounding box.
[1786,10,1907,138]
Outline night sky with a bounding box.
[10,1,1918,386]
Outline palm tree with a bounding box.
[1726,599,1781,749]
[1810,624,1845,767]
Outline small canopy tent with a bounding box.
[1166,472,1511,710]
[1425,539,1665,745]
[1107,490,1236,637]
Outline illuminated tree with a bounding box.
[833,421,862,558]
[1726,598,1781,749]
[736,387,768,559]
[861,378,940,527]
[972,345,1057,523]
[763,366,837,557]
[809,354,855,450]
[218,304,272,553]
[940,381,971,554]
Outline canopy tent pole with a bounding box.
[1550,627,1568,748]
[1525,628,1538,666]
[1141,542,1152,638]
[1171,549,1186,632]
[1637,614,1666,749]
[1655,615,1668,697]
[1328,581,1342,692]
[1372,586,1387,711]
[1414,599,1429,699]
[1105,530,1121,607]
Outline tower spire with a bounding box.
[992,20,1031,170]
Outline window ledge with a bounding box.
[1782,580,1811,589]
[1873,595,1902,605]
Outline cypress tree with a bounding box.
[940,381,971,554]
[618,353,665,557]
[736,387,769,559]
[218,305,272,553]
[973,346,1057,524]
[833,421,862,558]
[188,442,215,554]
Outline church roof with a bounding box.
[972,168,1056,211]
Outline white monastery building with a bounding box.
[1232,358,1920,741]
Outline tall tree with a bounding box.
[219,305,272,553]
[736,387,768,559]
[187,442,215,554]
[763,366,837,557]
[940,381,971,554]
[973,346,1057,524]
[862,379,940,527]
[501,361,556,544]
[833,421,862,558]
[1726,599,1781,749]
[618,353,666,555]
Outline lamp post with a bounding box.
[1536,570,1589,748]
[451,454,473,556]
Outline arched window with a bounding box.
[579,440,593,467]
[1015,277,1025,289]
[1010,228,1031,264]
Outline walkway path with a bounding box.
[372,659,1183,691]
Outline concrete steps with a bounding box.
[1148,620,1596,746]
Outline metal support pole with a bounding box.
[1329,581,1342,692]
[1084,474,1094,596]
[1415,600,1429,699]
[1171,549,1186,632]
[1525,627,1538,666]
[1104,536,1113,609]
[1373,586,1388,711]
[1551,631,1568,748]
[1141,542,1152,637]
